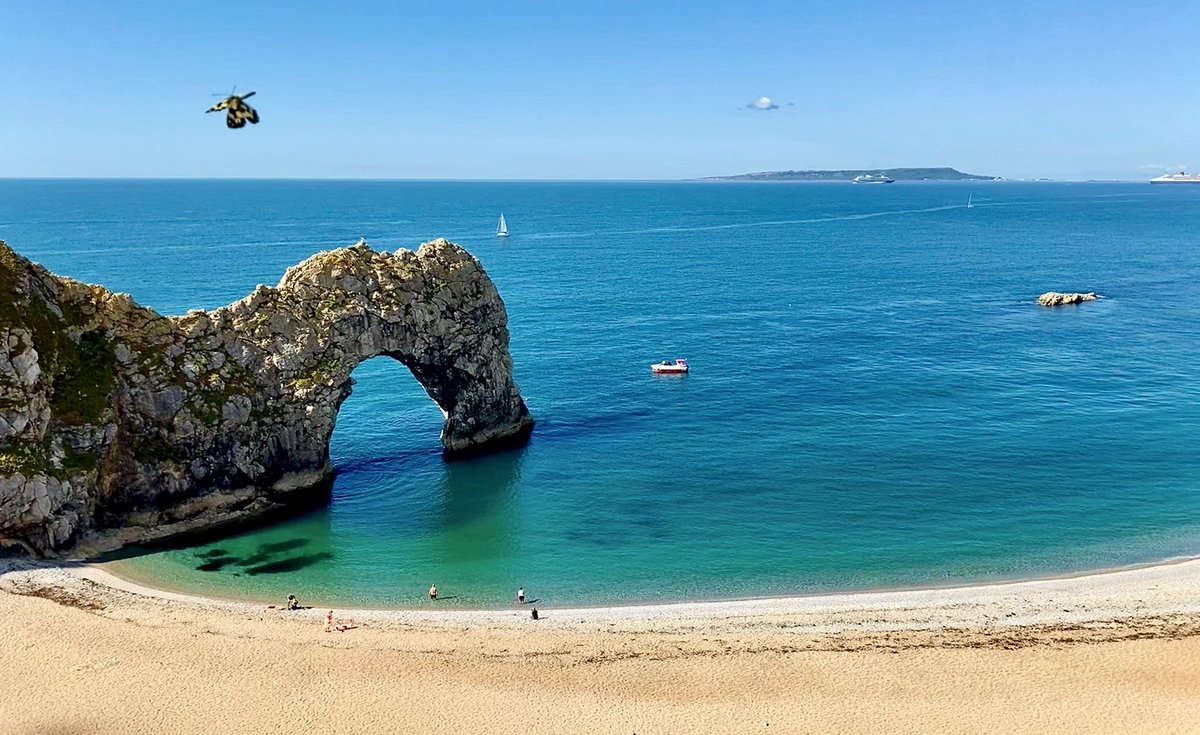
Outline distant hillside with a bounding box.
[700,167,999,182]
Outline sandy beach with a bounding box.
[3,559,1200,734]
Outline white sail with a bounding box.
[967,194,973,209]
[496,213,509,237]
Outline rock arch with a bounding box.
[0,239,533,556]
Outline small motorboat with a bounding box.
[651,358,689,374]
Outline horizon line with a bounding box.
[0,176,1150,184]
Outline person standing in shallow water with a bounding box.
[428,584,438,601]
[516,587,525,604]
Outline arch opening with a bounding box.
[330,357,446,470]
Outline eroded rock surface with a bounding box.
[1037,292,1098,307]
[0,239,533,556]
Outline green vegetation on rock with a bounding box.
[49,331,117,426]
[0,442,53,476]
[131,432,184,464]
[60,446,99,472]
[1,243,117,428]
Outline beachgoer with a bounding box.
[530,608,539,620]
[517,588,525,604]
[428,584,438,600]
[324,610,334,632]
[286,594,300,610]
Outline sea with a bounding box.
[1,179,1198,609]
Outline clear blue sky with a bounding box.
[2,1,1197,180]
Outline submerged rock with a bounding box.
[0,239,533,556]
[1037,292,1098,307]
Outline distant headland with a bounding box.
[698,167,1000,182]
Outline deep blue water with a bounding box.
[2,180,1198,608]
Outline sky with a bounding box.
[1,1,1198,180]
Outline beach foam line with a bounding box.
[4,556,1199,633]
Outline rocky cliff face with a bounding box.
[0,239,533,557]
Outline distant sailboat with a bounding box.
[496,213,510,238]
[967,193,974,209]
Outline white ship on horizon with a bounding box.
[1151,171,1200,184]
[852,173,895,184]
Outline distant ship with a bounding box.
[1151,171,1200,184]
[496,213,510,237]
[852,174,895,184]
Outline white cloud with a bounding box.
[747,96,779,111]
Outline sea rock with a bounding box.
[1037,292,1098,307]
[0,239,533,557]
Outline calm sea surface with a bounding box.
[2,180,1198,608]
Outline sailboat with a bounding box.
[496,213,510,238]
[967,194,974,209]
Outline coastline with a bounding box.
[4,556,1200,734]
[2,179,1197,732]
[3,553,1199,631]
[99,552,1200,615]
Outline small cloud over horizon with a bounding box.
[747,96,780,111]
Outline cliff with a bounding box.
[0,239,533,557]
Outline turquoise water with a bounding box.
[2,180,1198,608]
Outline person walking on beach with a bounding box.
[428,584,438,601]
[516,587,525,605]
[324,610,334,632]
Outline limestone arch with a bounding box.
[0,238,533,556]
[222,239,535,470]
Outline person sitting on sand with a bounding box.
[428,584,438,601]
[517,587,525,604]
[286,594,300,610]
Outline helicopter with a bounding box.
[206,87,259,129]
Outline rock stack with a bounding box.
[1037,292,1098,307]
